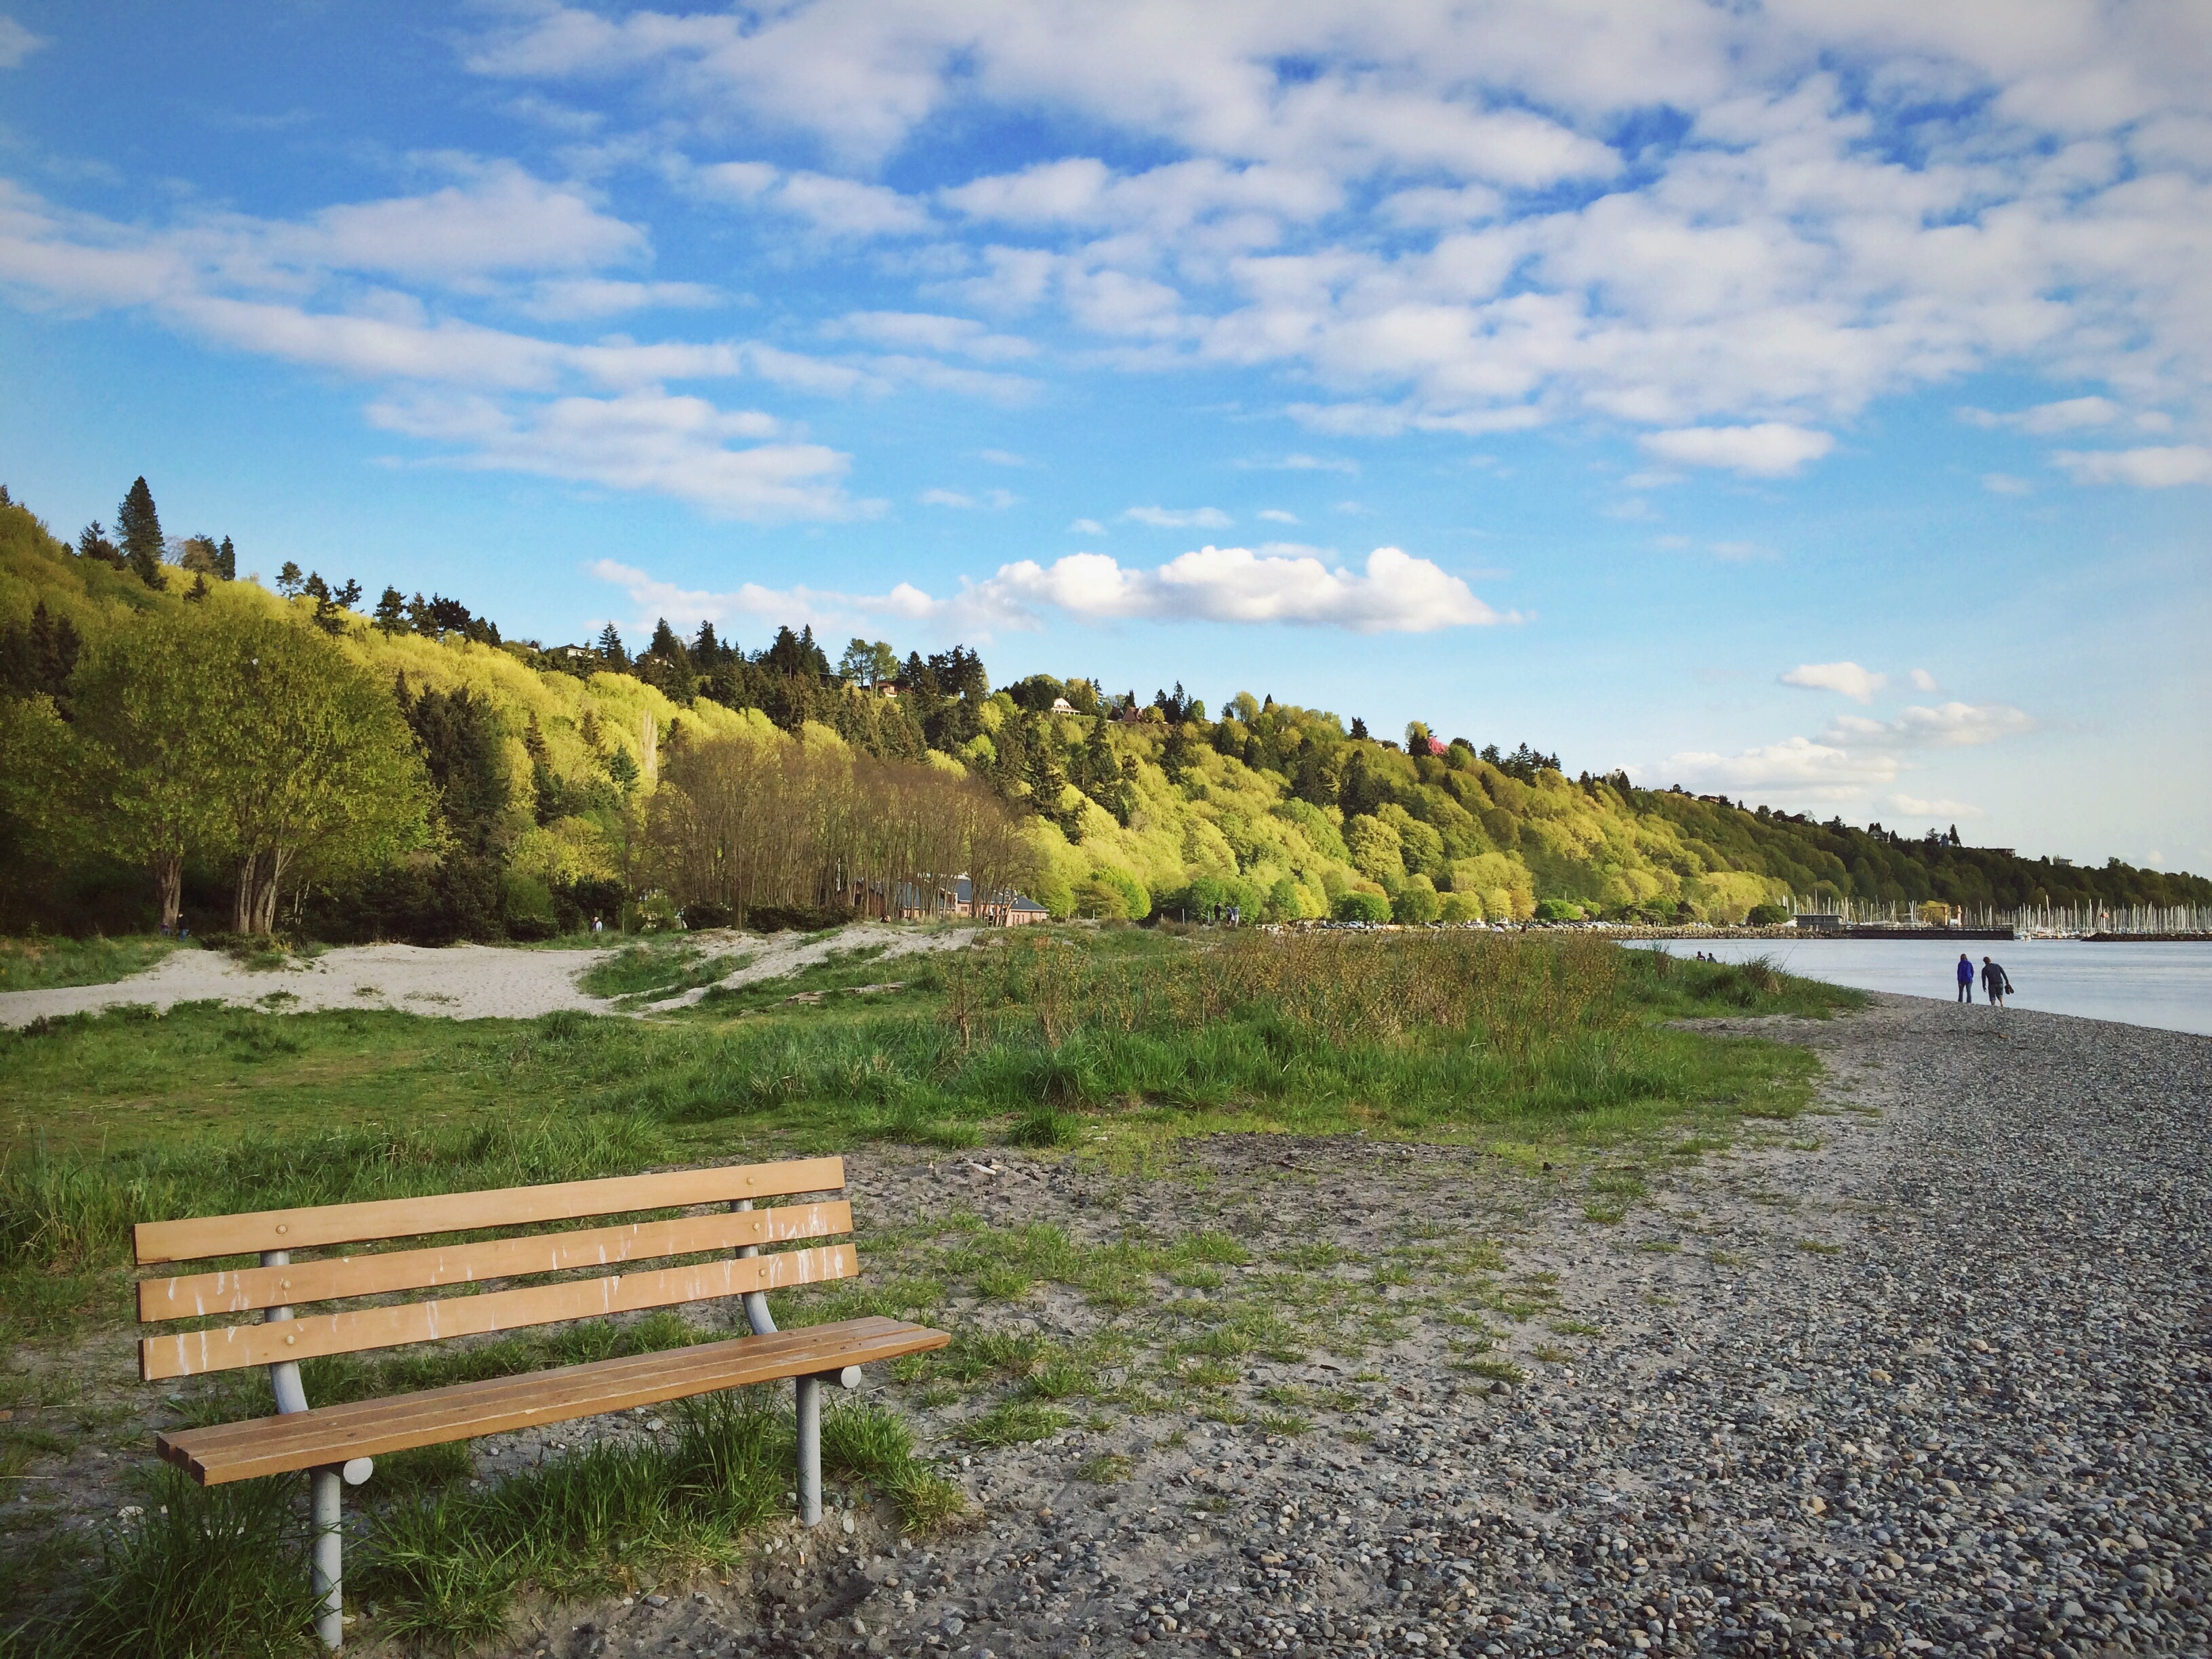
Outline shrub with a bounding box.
[1331,889,1391,924]
[1534,899,1582,922]
[1746,902,1790,927]
[1437,891,1483,922]
[1391,876,1441,924]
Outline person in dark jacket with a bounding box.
[1980,956,2014,1006]
[1955,953,1974,1003]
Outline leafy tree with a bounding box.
[117,477,166,589]
[203,615,432,933]
[838,637,899,684]
[69,610,234,930]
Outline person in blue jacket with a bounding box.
[1955,953,1974,1003]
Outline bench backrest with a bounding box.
[134,1156,855,1385]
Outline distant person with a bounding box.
[1981,956,2014,1007]
[1955,953,1974,1003]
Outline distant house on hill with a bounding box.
[1051,695,1075,713]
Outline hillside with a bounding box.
[2,484,2204,940]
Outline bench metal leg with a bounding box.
[311,1465,344,1651]
[795,1372,822,1527]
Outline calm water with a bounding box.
[1629,937,2212,1038]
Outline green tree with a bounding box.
[117,476,166,590]
[217,535,237,580]
[70,611,234,930]
[203,615,432,933]
[373,586,407,635]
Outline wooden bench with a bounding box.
[134,1155,947,1652]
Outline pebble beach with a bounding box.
[523,994,2208,1659]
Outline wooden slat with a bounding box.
[138,1201,851,1322]
[140,1244,859,1381]
[133,1156,845,1264]
[157,1316,951,1485]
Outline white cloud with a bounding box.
[2051,445,2212,487]
[1908,668,1940,691]
[1980,472,2033,495]
[1125,505,1232,529]
[964,545,1507,632]
[1067,518,1108,535]
[978,449,1029,466]
[515,278,722,321]
[827,310,1035,361]
[1780,661,1887,703]
[0,16,45,68]
[919,487,1017,510]
[1235,452,1359,474]
[591,544,1505,638]
[1889,794,1984,819]
[1257,508,1300,524]
[690,161,930,238]
[1658,737,1901,802]
[369,389,864,520]
[1821,702,2036,750]
[1641,425,1835,477]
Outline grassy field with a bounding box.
[0,935,182,993]
[0,926,1856,1654]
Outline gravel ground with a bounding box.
[495,995,2207,1659]
[11,994,2205,1658]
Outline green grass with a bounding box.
[16,1395,961,1656]
[577,938,757,1005]
[0,931,1844,1349]
[0,934,182,992]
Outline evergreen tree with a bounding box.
[1349,716,1370,741]
[691,620,725,670]
[373,587,407,636]
[76,522,125,569]
[277,560,303,596]
[117,476,166,589]
[217,536,237,580]
[595,623,628,670]
[184,573,210,603]
[0,602,83,710]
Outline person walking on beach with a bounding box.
[1955,953,1974,1003]
[1981,956,2014,1007]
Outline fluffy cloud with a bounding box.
[370,390,864,520]
[1780,661,1887,703]
[1124,505,1233,529]
[828,310,1036,361]
[1908,669,1940,692]
[965,545,1504,632]
[466,2,2212,449]
[1641,425,1836,477]
[1820,703,2036,749]
[2051,445,2212,487]
[1658,737,1901,802]
[1889,794,1984,819]
[592,544,1505,636]
[689,162,930,238]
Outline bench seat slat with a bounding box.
[140,1243,859,1382]
[157,1316,949,1485]
[133,1155,846,1265]
[138,1202,853,1322]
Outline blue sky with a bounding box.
[2,2,2207,869]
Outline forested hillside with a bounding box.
[2,482,2203,941]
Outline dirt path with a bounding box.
[0,924,974,1027]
